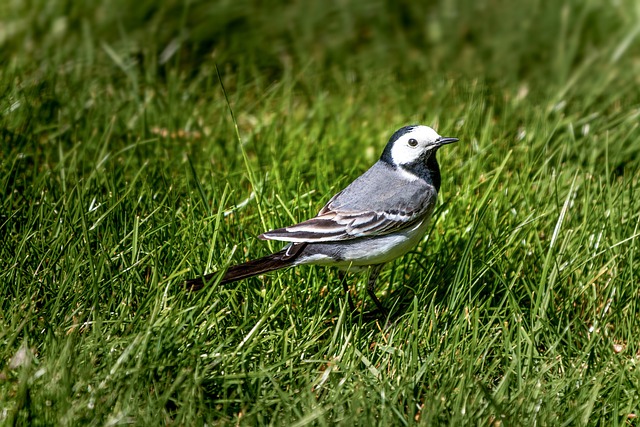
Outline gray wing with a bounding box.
[260,161,437,243]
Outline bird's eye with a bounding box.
[408,138,418,147]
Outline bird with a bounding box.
[185,125,458,314]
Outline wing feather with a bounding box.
[259,161,437,243]
[259,207,429,243]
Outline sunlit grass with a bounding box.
[2,0,640,425]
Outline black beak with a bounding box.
[436,137,459,146]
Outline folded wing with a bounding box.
[259,161,437,243]
[259,207,427,243]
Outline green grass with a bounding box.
[2,0,640,425]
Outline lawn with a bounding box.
[2,0,640,425]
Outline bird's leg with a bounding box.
[339,270,356,312]
[367,264,387,316]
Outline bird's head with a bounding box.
[380,125,458,167]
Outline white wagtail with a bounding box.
[186,125,458,313]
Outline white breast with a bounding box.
[299,216,432,269]
[344,217,431,265]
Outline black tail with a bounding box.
[184,243,307,291]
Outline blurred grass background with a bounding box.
[2,0,640,425]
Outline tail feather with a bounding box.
[184,243,307,291]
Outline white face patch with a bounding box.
[389,126,442,166]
